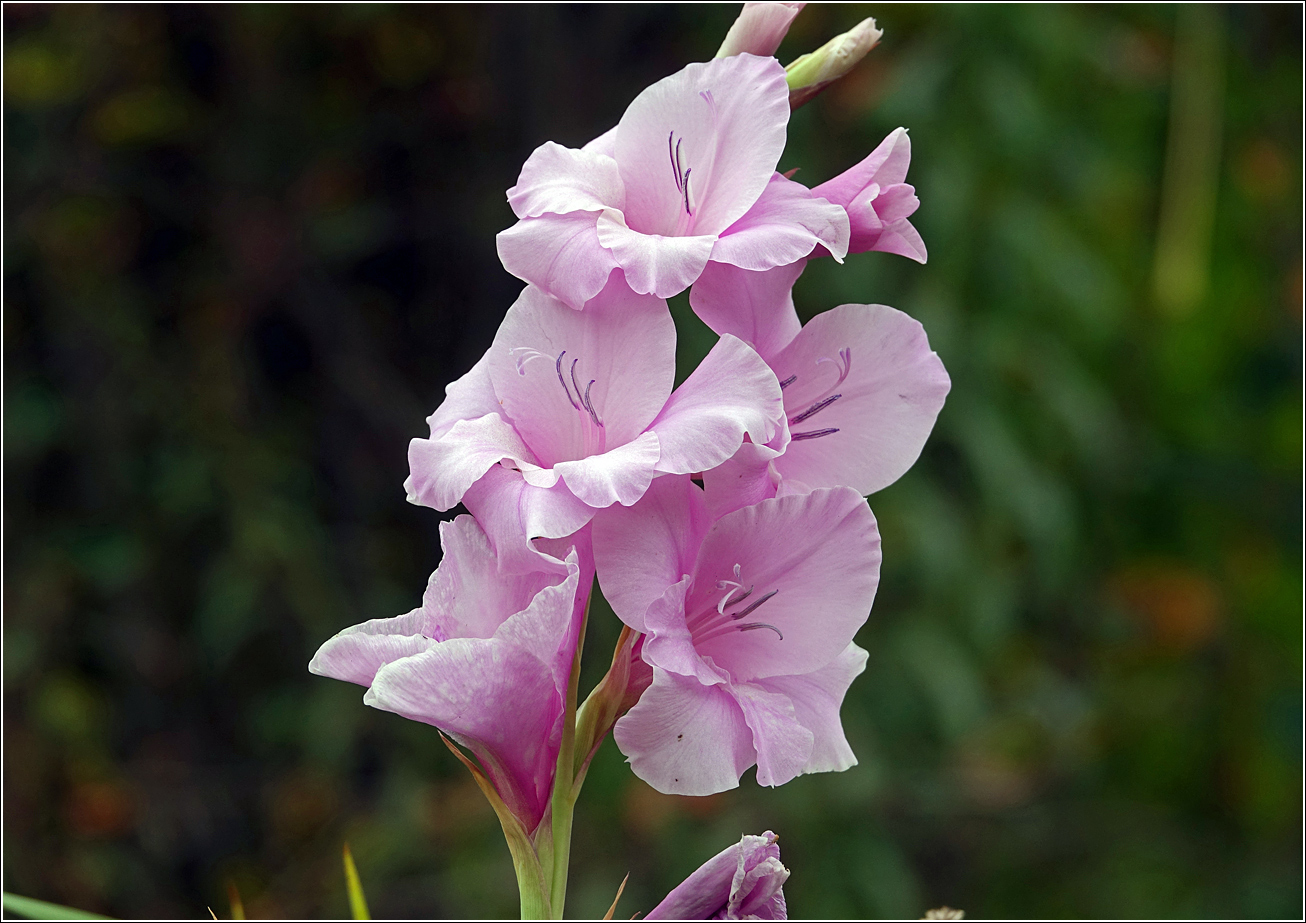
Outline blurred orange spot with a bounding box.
[64,779,135,837]
[267,770,340,845]
[1234,137,1291,204]
[295,159,362,214]
[823,56,886,123]
[244,896,286,920]
[1285,261,1302,322]
[1107,27,1169,85]
[1111,563,1222,651]
[953,742,1035,810]
[419,776,493,839]
[621,780,725,835]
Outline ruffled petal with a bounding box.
[507,141,624,219]
[406,413,536,512]
[709,172,850,269]
[715,2,806,57]
[616,55,790,238]
[872,183,920,223]
[846,180,924,259]
[811,126,911,207]
[553,430,660,508]
[687,487,880,681]
[496,212,620,310]
[753,642,867,775]
[487,280,675,464]
[368,640,560,829]
[729,843,789,921]
[769,303,950,495]
[731,681,815,787]
[649,334,784,475]
[363,556,581,832]
[582,125,617,158]
[647,831,787,921]
[417,515,560,641]
[689,260,804,362]
[308,609,436,687]
[641,576,724,686]
[869,216,927,263]
[595,211,716,298]
[423,351,499,441]
[613,666,755,796]
[490,551,584,688]
[462,464,594,576]
[592,475,709,631]
[701,441,781,520]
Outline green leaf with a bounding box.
[2,892,113,920]
[342,843,371,921]
[226,881,246,920]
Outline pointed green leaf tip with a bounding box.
[226,881,246,920]
[2,892,114,920]
[343,843,372,920]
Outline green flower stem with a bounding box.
[439,733,552,919]
[544,585,591,919]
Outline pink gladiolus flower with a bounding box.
[647,830,789,920]
[497,54,849,309]
[308,515,585,833]
[811,127,926,262]
[595,477,878,795]
[690,261,950,515]
[405,277,785,556]
[715,3,806,59]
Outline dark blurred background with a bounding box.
[3,3,1301,919]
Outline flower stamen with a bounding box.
[738,622,784,640]
[791,427,840,441]
[729,589,777,620]
[789,393,841,425]
[555,351,581,410]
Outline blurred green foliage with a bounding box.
[4,4,1300,919]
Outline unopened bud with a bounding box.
[715,2,807,59]
[784,16,883,109]
[572,626,652,783]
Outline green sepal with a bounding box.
[439,734,552,919]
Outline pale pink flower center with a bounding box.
[644,89,723,238]
[686,562,784,644]
[510,346,609,460]
[782,346,852,442]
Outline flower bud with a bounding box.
[784,16,882,109]
[715,2,807,59]
[646,831,789,920]
[572,627,652,782]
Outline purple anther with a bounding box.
[789,393,842,425]
[791,427,839,441]
[778,374,797,390]
[583,379,603,427]
[569,356,584,405]
[717,584,754,615]
[730,589,777,620]
[682,168,693,215]
[738,622,784,640]
[555,351,580,410]
[668,131,680,190]
[726,585,754,608]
